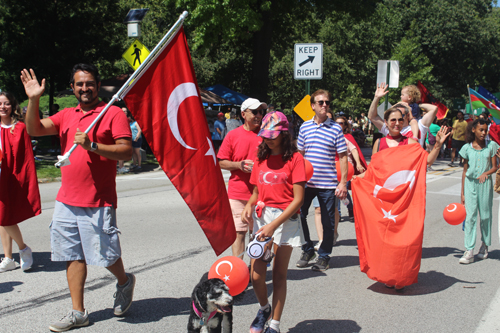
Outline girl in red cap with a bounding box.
[242,111,306,333]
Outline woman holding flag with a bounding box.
[0,92,40,273]
[352,105,449,290]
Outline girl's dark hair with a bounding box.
[335,115,351,134]
[0,91,23,132]
[466,118,489,143]
[257,131,297,162]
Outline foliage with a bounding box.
[20,95,79,115]
[2,0,500,122]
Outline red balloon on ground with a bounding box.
[443,203,466,225]
[335,161,355,181]
[304,159,314,181]
[208,256,249,296]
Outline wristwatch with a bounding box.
[90,142,98,152]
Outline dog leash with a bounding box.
[193,296,217,326]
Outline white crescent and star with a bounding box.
[263,172,272,184]
[447,204,457,212]
[167,82,217,165]
[488,102,500,111]
[215,260,233,279]
[382,208,398,223]
[373,170,416,198]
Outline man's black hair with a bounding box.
[70,63,100,85]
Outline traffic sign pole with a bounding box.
[384,62,391,110]
[305,80,310,95]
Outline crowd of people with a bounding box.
[2,62,500,332]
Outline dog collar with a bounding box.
[192,300,217,326]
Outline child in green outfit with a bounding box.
[459,119,499,264]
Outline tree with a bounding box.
[0,0,125,114]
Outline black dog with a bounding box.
[187,277,233,333]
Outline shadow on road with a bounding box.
[421,246,461,259]
[89,297,190,324]
[367,270,482,296]
[0,281,23,294]
[27,251,66,272]
[288,319,361,332]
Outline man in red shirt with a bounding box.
[218,98,266,259]
[21,64,135,332]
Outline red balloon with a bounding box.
[304,159,314,181]
[443,203,466,225]
[208,256,249,296]
[335,161,355,181]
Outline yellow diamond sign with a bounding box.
[122,39,150,70]
[294,95,315,121]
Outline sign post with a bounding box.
[294,43,323,97]
[377,60,400,111]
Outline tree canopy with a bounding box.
[1,0,499,116]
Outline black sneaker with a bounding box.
[296,251,316,268]
[250,305,272,333]
[311,257,330,271]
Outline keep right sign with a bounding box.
[294,43,323,80]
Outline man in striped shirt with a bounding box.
[296,89,348,271]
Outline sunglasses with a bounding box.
[246,109,266,116]
[389,118,404,123]
[336,121,345,125]
[316,100,331,106]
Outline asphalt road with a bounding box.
[1,157,499,333]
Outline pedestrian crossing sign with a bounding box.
[122,39,150,70]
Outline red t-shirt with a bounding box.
[250,152,306,211]
[217,125,262,201]
[50,102,131,208]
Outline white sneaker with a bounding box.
[0,257,16,272]
[459,250,474,264]
[478,242,488,260]
[19,246,33,271]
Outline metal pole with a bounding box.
[384,62,391,110]
[305,80,310,95]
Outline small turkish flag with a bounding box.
[123,26,235,256]
[352,144,427,287]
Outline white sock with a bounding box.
[270,319,280,332]
[260,303,270,311]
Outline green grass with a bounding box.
[35,159,61,181]
[20,95,78,116]
[35,153,160,181]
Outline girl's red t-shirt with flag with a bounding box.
[250,152,306,210]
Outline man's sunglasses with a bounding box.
[316,100,331,106]
[246,109,266,116]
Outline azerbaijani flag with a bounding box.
[469,88,500,120]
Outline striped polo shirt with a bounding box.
[297,117,347,189]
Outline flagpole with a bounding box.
[467,84,474,116]
[55,11,189,168]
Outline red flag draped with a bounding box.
[0,123,41,226]
[417,81,449,119]
[352,144,427,287]
[123,27,235,256]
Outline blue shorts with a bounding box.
[50,201,122,267]
[132,137,143,148]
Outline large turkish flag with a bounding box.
[352,144,427,287]
[123,27,235,256]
